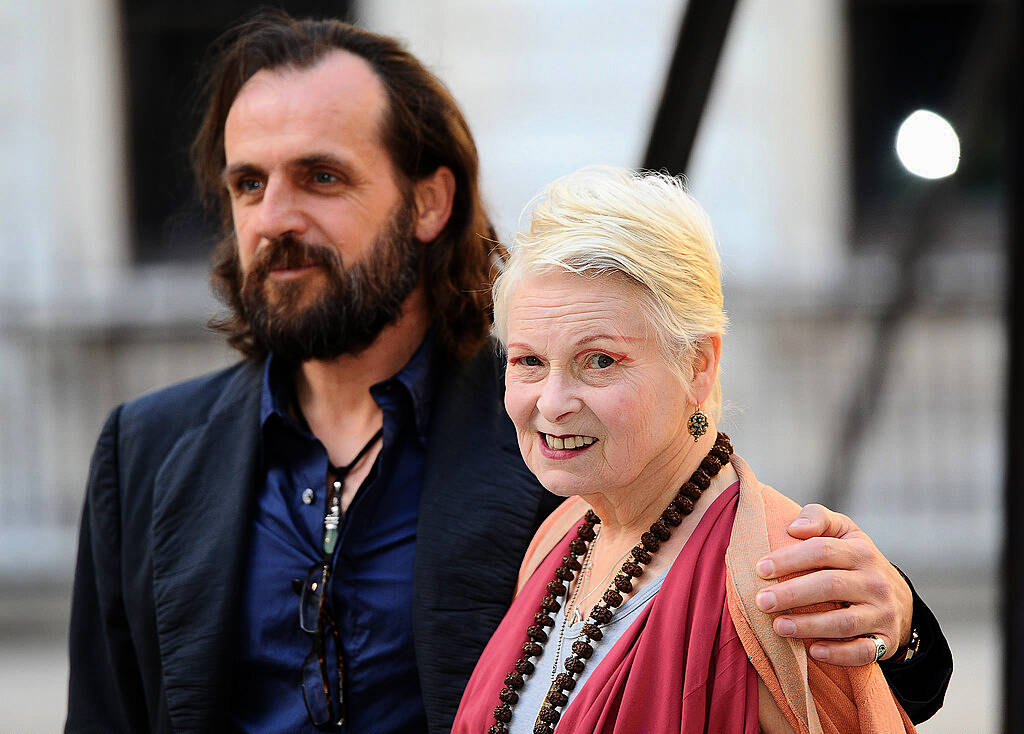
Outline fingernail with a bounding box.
[790,517,810,528]
[776,618,796,636]
[810,644,829,661]
[756,559,774,578]
[755,590,776,611]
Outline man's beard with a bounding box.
[239,198,421,363]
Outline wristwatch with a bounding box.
[892,626,921,663]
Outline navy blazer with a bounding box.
[66,344,560,734]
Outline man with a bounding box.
[66,11,950,734]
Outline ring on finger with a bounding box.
[865,634,886,663]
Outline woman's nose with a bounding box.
[536,373,582,423]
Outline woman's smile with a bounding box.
[537,431,598,458]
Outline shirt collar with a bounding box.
[260,336,438,443]
[386,334,437,444]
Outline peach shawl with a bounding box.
[514,456,916,734]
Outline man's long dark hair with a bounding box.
[192,9,501,361]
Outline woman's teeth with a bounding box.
[543,434,596,450]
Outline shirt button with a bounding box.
[302,488,316,505]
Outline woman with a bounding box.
[452,167,915,734]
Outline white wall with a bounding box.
[0,0,128,314]
[357,0,849,288]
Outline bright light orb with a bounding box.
[895,109,960,179]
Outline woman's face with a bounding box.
[504,270,693,499]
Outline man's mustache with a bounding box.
[252,236,341,273]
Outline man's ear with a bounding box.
[691,334,722,404]
[412,166,456,243]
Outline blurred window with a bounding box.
[846,0,1004,247]
[121,0,353,263]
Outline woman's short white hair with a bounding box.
[492,165,728,419]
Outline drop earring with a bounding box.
[687,403,709,441]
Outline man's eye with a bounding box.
[586,353,615,369]
[313,171,338,184]
[237,178,263,193]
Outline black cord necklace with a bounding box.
[322,427,383,556]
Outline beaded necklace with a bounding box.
[565,538,631,626]
[487,432,733,734]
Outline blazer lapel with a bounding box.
[414,345,549,734]
[150,361,263,733]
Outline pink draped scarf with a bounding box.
[453,482,758,734]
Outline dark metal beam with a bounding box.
[642,0,738,174]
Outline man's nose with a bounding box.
[256,178,308,240]
[536,372,582,423]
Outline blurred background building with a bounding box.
[0,0,1010,730]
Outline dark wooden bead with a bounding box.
[538,705,561,724]
[554,673,577,691]
[547,580,566,597]
[555,566,575,581]
[585,509,600,524]
[630,545,652,564]
[650,520,670,541]
[488,724,508,734]
[641,532,660,551]
[622,561,644,578]
[533,723,553,734]
[590,605,613,624]
[541,594,561,613]
[602,589,623,607]
[493,704,512,723]
[562,555,582,571]
[661,507,683,526]
[710,445,731,464]
[514,657,535,675]
[614,574,633,593]
[691,468,711,490]
[583,622,603,640]
[679,481,702,500]
[576,523,596,541]
[522,641,543,658]
[701,455,722,475]
[498,686,519,704]
[546,690,569,708]
[505,671,525,689]
[527,625,548,643]
[572,639,594,658]
[564,656,586,673]
[534,612,555,628]
[568,538,588,555]
[673,494,695,514]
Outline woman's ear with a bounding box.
[690,334,722,405]
[412,166,456,243]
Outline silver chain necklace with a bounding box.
[549,527,598,685]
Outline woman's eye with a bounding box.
[586,353,615,369]
[512,355,543,367]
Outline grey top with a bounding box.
[506,567,670,734]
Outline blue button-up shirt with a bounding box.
[230,339,436,733]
